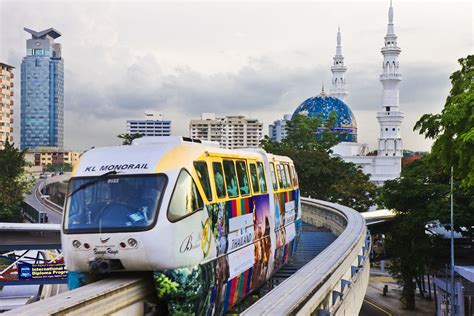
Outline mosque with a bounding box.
[291,1,403,186]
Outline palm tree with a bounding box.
[117,133,144,145]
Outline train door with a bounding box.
[167,166,216,267]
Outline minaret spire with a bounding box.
[387,0,395,35]
[330,27,348,101]
[336,26,342,55]
[377,0,404,159]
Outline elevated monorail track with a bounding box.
[5,198,369,316]
[242,198,370,315]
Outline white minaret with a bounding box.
[330,27,348,101]
[377,0,404,157]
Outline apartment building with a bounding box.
[127,112,172,137]
[0,62,14,149]
[189,113,263,149]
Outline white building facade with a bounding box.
[127,112,172,137]
[269,114,292,142]
[331,1,403,186]
[190,113,263,149]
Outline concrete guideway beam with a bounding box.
[4,197,369,315]
[242,198,370,315]
[37,177,67,214]
[3,276,155,315]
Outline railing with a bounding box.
[36,174,70,214]
[5,198,370,315]
[242,198,370,315]
[36,179,63,215]
[4,276,154,316]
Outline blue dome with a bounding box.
[292,92,358,142]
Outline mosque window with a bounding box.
[392,128,395,131]
[386,107,390,111]
[385,128,388,131]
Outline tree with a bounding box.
[382,55,474,309]
[117,133,144,145]
[415,55,474,190]
[44,163,73,173]
[382,159,451,309]
[0,141,33,222]
[261,114,377,212]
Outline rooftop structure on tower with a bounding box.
[330,27,348,101]
[376,0,404,158]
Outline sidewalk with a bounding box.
[364,268,436,316]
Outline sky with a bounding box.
[0,0,472,151]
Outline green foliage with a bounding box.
[415,55,474,189]
[261,114,377,212]
[117,133,144,145]
[385,214,435,310]
[382,159,455,309]
[261,113,341,153]
[44,163,73,173]
[0,141,34,222]
[383,55,474,309]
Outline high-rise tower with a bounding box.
[377,1,403,157]
[330,27,348,102]
[21,27,64,150]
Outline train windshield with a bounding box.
[64,174,167,233]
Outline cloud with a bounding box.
[1,1,470,152]
[60,51,455,151]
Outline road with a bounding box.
[26,180,62,224]
[360,299,393,316]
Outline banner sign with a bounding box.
[17,263,67,280]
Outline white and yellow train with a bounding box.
[62,136,302,315]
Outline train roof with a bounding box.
[71,137,290,178]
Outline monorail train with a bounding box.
[62,137,302,315]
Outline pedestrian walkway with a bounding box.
[363,268,435,316]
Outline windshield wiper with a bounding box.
[68,171,117,198]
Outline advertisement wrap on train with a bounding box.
[61,136,302,315]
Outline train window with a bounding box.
[291,165,299,186]
[284,164,292,188]
[212,162,226,198]
[257,162,267,193]
[269,162,278,190]
[168,170,204,221]
[223,160,239,197]
[277,164,287,188]
[249,163,260,194]
[288,165,295,187]
[236,160,250,196]
[194,161,212,201]
[64,174,167,233]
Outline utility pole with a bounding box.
[450,166,455,315]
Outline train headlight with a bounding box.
[127,238,138,247]
[72,240,81,248]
